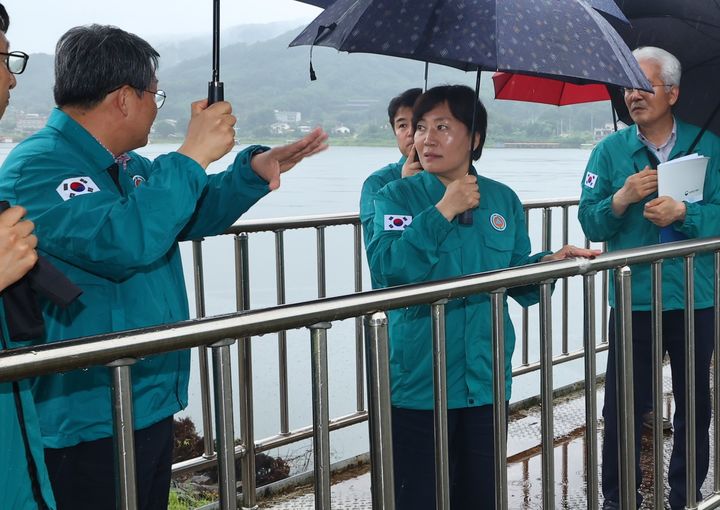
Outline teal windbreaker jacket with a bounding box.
[0,108,270,448]
[368,170,548,410]
[0,306,56,508]
[578,119,720,310]
[359,157,404,289]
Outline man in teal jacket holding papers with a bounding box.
[0,24,327,510]
[578,46,720,510]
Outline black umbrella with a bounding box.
[609,1,720,147]
[290,0,650,223]
[290,0,649,89]
[297,0,631,23]
[208,0,223,104]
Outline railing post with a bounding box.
[316,226,327,298]
[491,290,508,510]
[431,299,451,510]
[561,205,570,355]
[714,251,720,495]
[235,233,258,510]
[685,255,698,509]
[614,266,636,510]
[539,281,555,510]
[602,243,609,344]
[583,274,599,510]
[364,312,395,509]
[354,223,366,413]
[212,338,238,510]
[541,207,552,252]
[192,239,216,459]
[309,321,333,510]
[522,209,530,366]
[275,230,290,435]
[651,261,664,508]
[108,358,138,510]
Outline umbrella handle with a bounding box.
[208,81,224,106]
[459,70,482,226]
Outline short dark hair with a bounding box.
[0,4,9,33]
[54,24,160,109]
[387,88,422,129]
[412,85,488,160]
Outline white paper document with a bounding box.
[657,153,709,203]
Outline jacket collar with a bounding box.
[624,117,698,171]
[47,108,116,171]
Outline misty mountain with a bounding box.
[151,19,310,68]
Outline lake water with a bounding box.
[0,142,606,469]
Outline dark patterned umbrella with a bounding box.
[610,0,720,141]
[296,0,630,23]
[289,0,650,91]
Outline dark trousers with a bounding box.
[392,404,503,510]
[44,416,174,510]
[602,309,714,509]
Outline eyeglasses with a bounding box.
[0,51,29,75]
[623,84,674,95]
[106,85,166,109]
[144,89,166,109]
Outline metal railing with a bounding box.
[2,201,719,509]
[183,200,601,498]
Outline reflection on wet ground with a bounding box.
[264,365,715,509]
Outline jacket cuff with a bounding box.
[678,201,700,235]
[236,145,271,187]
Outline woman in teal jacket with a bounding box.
[367,85,597,509]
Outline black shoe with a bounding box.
[642,410,673,433]
[602,501,619,510]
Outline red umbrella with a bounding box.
[492,72,611,106]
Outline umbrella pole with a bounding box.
[208,0,224,105]
[424,61,429,92]
[688,98,720,154]
[611,104,618,132]
[459,69,482,225]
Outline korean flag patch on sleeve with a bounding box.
[584,171,598,189]
[56,177,100,201]
[384,215,413,231]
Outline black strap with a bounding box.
[644,146,660,169]
[0,333,50,509]
[107,162,121,191]
[309,23,336,81]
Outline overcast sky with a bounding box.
[3,0,322,54]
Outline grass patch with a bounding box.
[168,488,215,509]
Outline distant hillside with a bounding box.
[3,23,614,145]
[152,20,309,68]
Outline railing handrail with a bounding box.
[2,236,719,382]
[222,197,580,234]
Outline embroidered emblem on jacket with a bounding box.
[56,177,100,201]
[584,171,598,189]
[132,175,146,187]
[490,213,507,231]
[384,215,413,231]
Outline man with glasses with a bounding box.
[578,46,720,510]
[0,4,57,509]
[0,24,327,510]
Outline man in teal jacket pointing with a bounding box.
[0,24,327,510]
